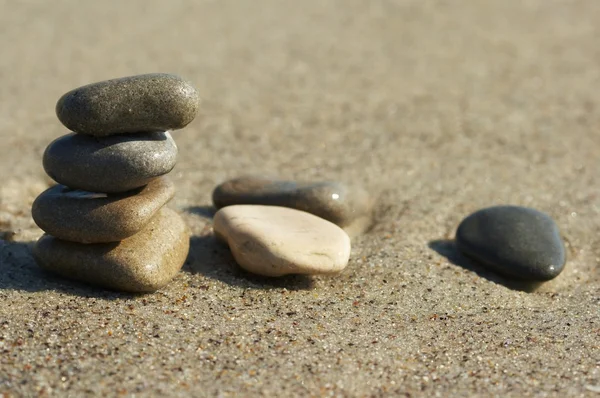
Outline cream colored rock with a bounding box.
[213,205,351,277]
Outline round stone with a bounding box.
[212,176,373,236]
[32,177,175,244]
[213,205,351,277]
[455,205,566,281]
[56,73,199,136]
[33,207,190,293]
[43,131,177,193]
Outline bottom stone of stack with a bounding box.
[33,207,189,293]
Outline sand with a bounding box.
[0,1,598,396]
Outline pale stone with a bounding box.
[213,205,351,277]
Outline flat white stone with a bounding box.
[213,205,351,277]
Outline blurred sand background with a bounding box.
[0,0,598,396]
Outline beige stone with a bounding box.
[213,205,351,277]
[33,207,190,293]
[32,177,175,243]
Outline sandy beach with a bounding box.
[0,1,598,396]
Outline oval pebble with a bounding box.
[212,176,372,236]
[32,177,175,243]
[213,205,351,277]
[56,73,199,136]
[455,205,566,281]
[33,207,190,293]
[43,131,177,193]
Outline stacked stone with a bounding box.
[32,74,199,293]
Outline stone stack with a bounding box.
[32,74,199,293]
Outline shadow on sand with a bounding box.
[1,218,314,298]
[185,205,217,219]
[0,237,139,299]
[428,239,542,292]
[185,234,314,291]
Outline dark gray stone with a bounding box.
[455,205,566,281]
[43,131,177,193]
[32,177,174,243]
[212,176,373,233]
[56,73,199,136]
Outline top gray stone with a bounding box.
[56,73,199,136]
[455,205,566,281]
[212,176,373,234]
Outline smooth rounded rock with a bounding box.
[212,176,373,235]
[213,205,351,277]
[56,73,199,136]
[33,207,190,293]
[455,205,566,281]
[43,131,177,193]
[32,177,175,243]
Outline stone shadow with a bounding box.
[185,205,216,219]
[0,238,140,300]
[185,234,314,291]
[428,239,542,292]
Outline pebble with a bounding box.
[43,131,177,193]
[455,205,566,281]
[56,73,199,136]
[33,207,190,293]
[213,205,351,277]
[212,176,372,235]
[32,177,174,243]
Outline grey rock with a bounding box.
[32,177,175,243]
[455,205,566,281]
[43,131,177,193]
[212,176,373,235]
[33,207,190,293]
[56,73,199,136]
